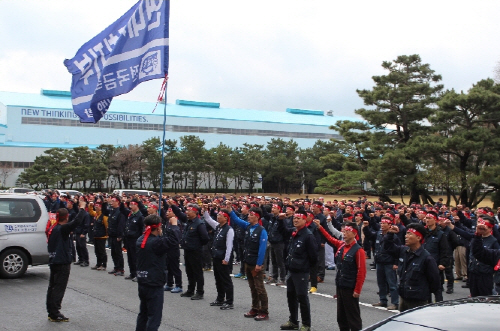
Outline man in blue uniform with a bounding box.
[230,206,269,321]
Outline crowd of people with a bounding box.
[43,190,500,331]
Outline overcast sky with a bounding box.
[1,0,499,117]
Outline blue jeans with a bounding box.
[376,263,399,306]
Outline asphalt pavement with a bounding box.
[0,244,471,331]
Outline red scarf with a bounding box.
[45,212,60,242]
[140,224,161,248]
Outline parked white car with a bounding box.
[0,193,49,278]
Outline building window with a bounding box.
[21,117,341,140]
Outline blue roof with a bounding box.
[0,90,361,127]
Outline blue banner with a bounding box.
[64,0,169,123]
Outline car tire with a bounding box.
[0,249,29,279]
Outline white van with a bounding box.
[112,189,154,197]
[0,194,49,278]
[57,190,82,197]
[8,187,35,194]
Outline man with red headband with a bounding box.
[471,217,500,296]
[384,223,440,312]
[314,220,366,331]
[363,216,400,310]
[448,216,500,296]
[46,201,87,322]
[311,201,333,284]
[203,207,235,310]
[170,202,210,300]
[230,206,269,321]
[280,211,318,331]
[135,214,180,331]
[106,196,127,276]
[422,211,450,302]
[124,199,145,281]
[265,204,286,286]
[88,200,108,271]
[233,203,250,279]
[163,207,183,294]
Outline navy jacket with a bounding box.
[384,233,440,301]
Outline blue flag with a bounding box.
[64,0,169,123]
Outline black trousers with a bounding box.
[213,258,234,304]
[399,297,428,312]
[363,238,372,258]
[46,264,71,316]
[125,236,139,277]
[202,243,213,268]
[94,238,107,267]
[166,253,182,287]
[317,246,326,279]
[309,258,318,288]
[445,266,454,290]
[233,238,241,261]
[184,249,204,294]
[337,287,362,331]
[470,272,493,297]
[75,235,89,263]
[286,271,311,327]
[110,237,124,271]
[136,284,164,331]
[237,239,245,275]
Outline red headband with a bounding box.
[425,213,438,221]
[130,201,138,206]
[286,207,295,212]
[343,226,356,233]
[219,211,230,220]
[294,213,307,220]
[187,206,198,213]
[343,216,353,221]
[408,228,424,242]
[477,218,494,228]
[249,211,260,218]
[384,213,394,220]
[380,218,392,224]
[343,226,359,241]
[273,204,282,211]
[141,224,161,248]
[148,203,158,210]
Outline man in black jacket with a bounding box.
[384,223,440,312]
[450,216,500,296]
[280,211,317,331]
[363,216,400,310]
[170,202,210,300]
[135,214,179,331]
[106,196,127,276]
[46,201,86,322]
[471,224,500,295]
[265,204,287,285]
[124,199,145,281]
[422,211,450,302]
[71,199,90,267]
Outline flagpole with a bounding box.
[159,76,168,215]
